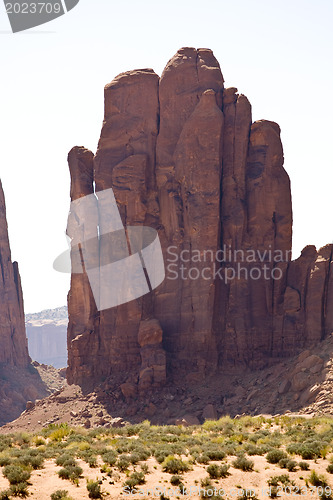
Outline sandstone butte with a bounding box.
[66,47,333,392]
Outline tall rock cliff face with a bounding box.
[66,48,333,389]
[0,180,29,368]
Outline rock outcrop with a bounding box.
[66,48,333,390]
[0,180,29,368]
[0,180,53,425]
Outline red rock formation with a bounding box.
[0,180,29,368]
[66,48,333,390]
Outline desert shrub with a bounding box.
[286,460,297,472]
[206,464,230,479]
[268,474,292,486]
[170,475,182,486]
[244,444,266,456]
[308,470,329,487]
[101,450,117,466]
[299,461,310,471]
[162,456,190,474]
[86,480,102,499]
[0,436,12,453]
[58,465,83,482]
[8,482,29,497]
[79,450,97,468]
[266,449,287,464]
[18,451,44,469]
[153,445,177,464]
[124,472,146,489]
[288,440,329,460]
[33,436,46,447]
[55,454,76,467]
[0,454,11,467]
[140,463,149,474]
[0,491,11,500]
[232,455,254,471]
[194,453,210,464]
[14,433,30,446]
[2,465,31,485]
[278,458,289,469]
[238,490,258,500]
[49,425,72,442]
[116,454,130,472]
[327,464,333,474]
[50,491,72,500]
[202,445,225,461]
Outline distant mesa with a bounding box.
[25,306,68,369]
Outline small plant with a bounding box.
[0,491,11,500]
[101,450,117,466]
[140,463,149,474]
[286,460,297,472]
[116,454,130,472]
[50,491,73,500]
[207,463,230,479]
[170,475,182,486]
[55,454,76,467]
[162,456,190,474]
[299,461,310,471]
[266,449,287,464]
[308,470,328,487]
[327,464,333,474]
[124,472,146,489]
[2,465,31,485]
[232,455,254,472]
[8,482,29,497]
[86,480,102,499]
[58,465,83,482]
[0,454,11,467]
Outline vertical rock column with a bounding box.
[66,147,98,385]
[155,47,224,379]
[0,180,29,368]
[93,69,160,379]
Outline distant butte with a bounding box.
[66,47,333,393]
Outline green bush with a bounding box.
[308,470,328,487]
[299,461,310,471]
[0,491,11,500]
[116,454,130,472]
[2,465,31,485]
[50,491,71,500]
[58,465,83,482]
[170,475,182,486]
[124,472,146,489]
[9,482,29,497]
[286,460,297,472]
[0,455,11,467]
[278,458,289,469]
[232,455,254,471]
[55,454,76,467]
[87,480,102,499]
[162,456,190,474]
[266,449,287,464]
[327,464,333,474]
[202,445,225,461]
[206,464,230,479]
[101,450,117,466]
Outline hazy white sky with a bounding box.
[0,0,332,313]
